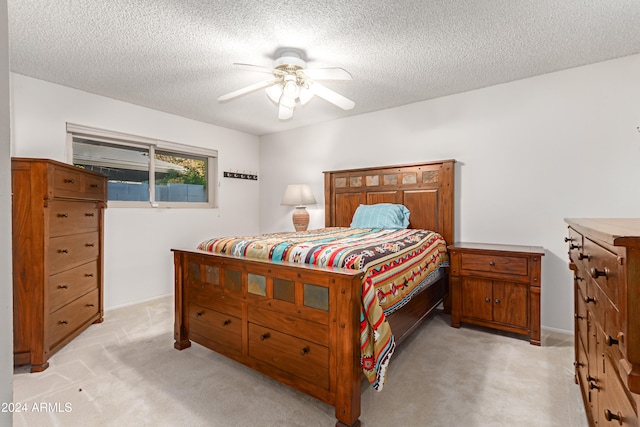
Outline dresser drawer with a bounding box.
[601,355,639,427]
[47,289,99,348]
[189,303,242,354]
[49,260,98,313]
[575,285,588,355]
[248,305,329,347]
[83,174,107,200]
[248,323,329,389]
[583,238,620,309]
[460,253,528,276]
[48,232,99,275]
[49,201,100,237]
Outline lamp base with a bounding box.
[292,207,310,232]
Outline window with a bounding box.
[67,123,217,208]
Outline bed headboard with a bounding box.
[323,160,455,244]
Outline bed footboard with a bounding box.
[173,249,365,427]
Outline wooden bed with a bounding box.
[173,159,455,427]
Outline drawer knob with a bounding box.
[485,297,491,303]
[59,320,68,325]
[578,253,590,261]
[573,361,584,368]
[584,296,596,304]
[58,285,68,289]
[90,184,99,188]
[86,304,95,308]
[605,335,619,347]
[260,333,271,341]
[85,273,94,277]
[64,178,75,184]
[222,319,231,327]
[564,237,574,243]
[489,261,495,266]
[588,381,599,390]
[495,299,501,304]
[196,311,204,317]
[574,314,585,320]
[575,276,584,282]
[300,346,310,356]
[570,244,580,250]
[604,409,622,424]
[586,375,597,382]
[590,267,608,279]
[85,212,95,217]
[58,249,69,254]
[57,213,68,218]
[86,243,95,247]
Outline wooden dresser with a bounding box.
[566,218,640,426]
[448,242,544,345]
[12,158,107,372]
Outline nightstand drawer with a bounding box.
[460,253,528,276]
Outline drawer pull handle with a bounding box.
[64,178,75,184]
[86,304,94,307]
[57,213,68,218]
[58,249,69,254]
[222,319,231,326]
[605,335,619,346]
[584,296,596,304]
[58,285,68,289]
[85,273,94,277]
[573,361,584,368]
[570,244,580,250]
[586,375,596,382]
[90,184,99,188]
[590,267,608,279]
[485,297,491,303]
[588,381,599,390]
[86,243,95,247]
[260,333,270,341]
[300,346,310,356]
[604,409,623,424]
[196,311,204,317]
[59,320,68,325]
[564,237,574,243]
[489,261,495,266]
[574,314,584,320]
[85,212,95,217]
[578,253,590,261]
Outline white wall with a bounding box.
[0,0,13,425]
[11,74,261,309]
[259,53,640,334]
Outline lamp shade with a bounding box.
[281,184,317,207]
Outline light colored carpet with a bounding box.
[13,296,587,427]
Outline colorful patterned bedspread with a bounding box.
[197,227,449,391]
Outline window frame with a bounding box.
[66,123,218,209]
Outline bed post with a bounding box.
[334,273,364,427]
[173,250,191,350]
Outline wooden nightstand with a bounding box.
[448,242,544,345]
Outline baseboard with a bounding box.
[105,293,172,312]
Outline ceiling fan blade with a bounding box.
[278,102,294,120]
[234,63,286,76]
[309,82,355,110]
[303,67,352,80]
[218,78,279,102]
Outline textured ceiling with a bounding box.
[8,1,640,136]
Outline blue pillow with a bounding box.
[350,203,410,229]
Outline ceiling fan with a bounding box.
[218,49,355,120]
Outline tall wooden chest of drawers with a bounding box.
[12,158,107,372]
[566,218,640,426]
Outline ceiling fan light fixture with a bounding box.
[283,80,299,99]
[265,84,283,103]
